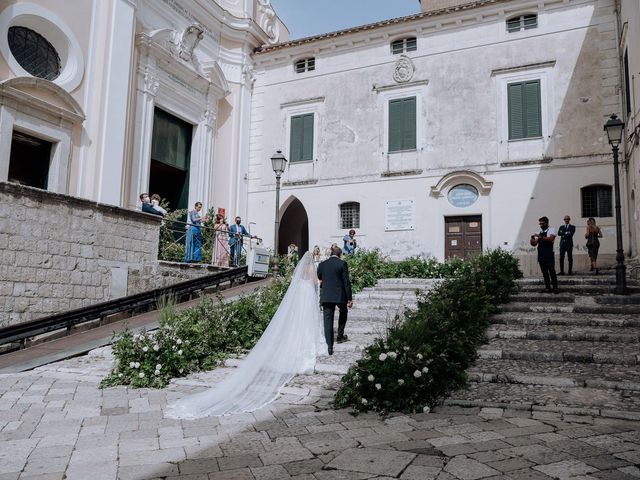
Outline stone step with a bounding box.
[501,302,640,315]
[509,293,576,303]
[518,275,640,286]
[491,311,640,328]
[596,294,640,305]
[354,291,418,301]
[520,283,640,295]
[352,299,418,310]
[364,284,436,292]
[478,339,640,365]
[376,278,440,286]
[446,383,640,420]
[468,359,640,391]
[487,324,640,343]
[347,320,392,335]
[346,308,407,321]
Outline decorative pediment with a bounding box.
[256,0,280,44]
[146,24,205,75]
[0,77,85,124]
[430,170,493,197]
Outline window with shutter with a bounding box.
[508,80,541,140]
[388,96,417,152]
[290,113,314,162]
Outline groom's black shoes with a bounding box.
[336,335,348,344]
[327,346,333,355]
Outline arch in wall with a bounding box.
[278,196,309,256]
[429,170,493,198]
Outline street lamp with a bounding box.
[603,113,627,294]
[270,150,287,276]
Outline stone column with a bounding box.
[189,96,217,209]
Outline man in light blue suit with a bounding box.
[228,216,249,267]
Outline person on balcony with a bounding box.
[184,202,207,263]
[228,216,249,267]
[213,214,230,268]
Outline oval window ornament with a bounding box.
[448,184,479,207]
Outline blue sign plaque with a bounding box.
[447,184,479,208]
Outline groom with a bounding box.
[317,246,353,356]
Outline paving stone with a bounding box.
[217,455,263,471]
[177,458,219,475]
[327,447,416,477]
[250,464,291,479]
[487,458,534,472]
[259,447,314,465]
[65,461,118,480]
[207,467,256,480]
[443,456,500,480]
[400,465,442,479]
[282,458,325,475]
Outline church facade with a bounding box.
[248,0,628,272]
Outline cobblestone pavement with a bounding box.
[1,278,640,479]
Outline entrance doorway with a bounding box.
[445,215,482,259]
[278,198,309,256]
[8,130,52,189]
[149,108,192,210]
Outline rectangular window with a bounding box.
[290,113,314,162]
[508,80,542,140]
[582,186,612,218]
[340,202,360,229]
[388,96,417,152]
[391,37,417,55]
[625,50,631,115]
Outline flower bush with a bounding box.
[101,275,290,389]
[334,249,522,414]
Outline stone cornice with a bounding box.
[0,83,85,125]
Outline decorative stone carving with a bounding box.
[257,0,280,44]
[171,23,204,62]
[393,55,415,83]
[242,65,257,87]
[142,67,159,95]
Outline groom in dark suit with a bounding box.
[558,215,575,275]
[317,246,353,356]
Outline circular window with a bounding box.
[448,184,479,207]
[8,26,61,80]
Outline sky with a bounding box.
[270,0,420,40]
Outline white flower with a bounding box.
[367,374,375,382]
[176,339,183,345]
[361,398,368,405]
[379,353,388,361]
[129,362,135,368]
[138,372,145,378]
[134,362,140,369]
[142,346,148,352]
[397,379,405,385]
[423,406,431,413]
[154,370,161,376]
[133,334,140,341]
[156,364,162,370]
[413,370,422,378]
[179,368,184,373]
[153,345,160,352]
[417,353,423,360]
[403,346,410,351]
[375,384,382,390]
[388,352,397,360]
[177,349,183,356]
[118,373,123,378]
[422,367,429,374]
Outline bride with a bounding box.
[166,251,323,419]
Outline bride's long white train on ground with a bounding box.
[165,252,324,419]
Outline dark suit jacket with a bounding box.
[142,202,163,216]
[317,256,352,304]
[558,224,575,247]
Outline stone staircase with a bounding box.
[446,273,640,420]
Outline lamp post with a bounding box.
[603,114,627,294]
[270,150,287,276]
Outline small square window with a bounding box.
[294,57,315,73]
[507,14,538,33]
[391,37,417,55]
[340,202,360,229]
[582,186,612,218]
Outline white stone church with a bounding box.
[0,0,635,274]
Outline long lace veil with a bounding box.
[166,251,321,419]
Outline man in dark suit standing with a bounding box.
[558,215,575,275]
[317,246,353,355]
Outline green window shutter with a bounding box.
[524,80,541,137]
[389,97,416,152]
[290,113,314,162]
[508,83,524,140]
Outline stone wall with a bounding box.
[0,182,167,327]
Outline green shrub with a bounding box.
[101,276,290,389]
[333,249,521,414]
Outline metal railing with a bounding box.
[158,217,262,268]
[0,266,249,349]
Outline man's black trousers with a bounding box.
[322,302,347,349]
[539,258,558,290]
[559,244,573,274]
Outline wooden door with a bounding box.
[445,216,482,259]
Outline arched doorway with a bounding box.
[278,197,309,256]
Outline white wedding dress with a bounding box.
[166,252,324,419]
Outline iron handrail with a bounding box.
[0,266,249,348]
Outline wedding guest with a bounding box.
[229,216,249,267]
[150,194,167,216]
[343,229,357,255]
[530,216,558,294]
[184,202,207,263]
[312,245,322,264]
[213,214,230,268]
[139,193,163,217]
[557,215,575,275]
[585,217,603,274]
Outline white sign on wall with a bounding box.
[385,200,414,231]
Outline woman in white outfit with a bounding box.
[166,252,323,419]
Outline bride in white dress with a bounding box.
[166,252,323,419]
